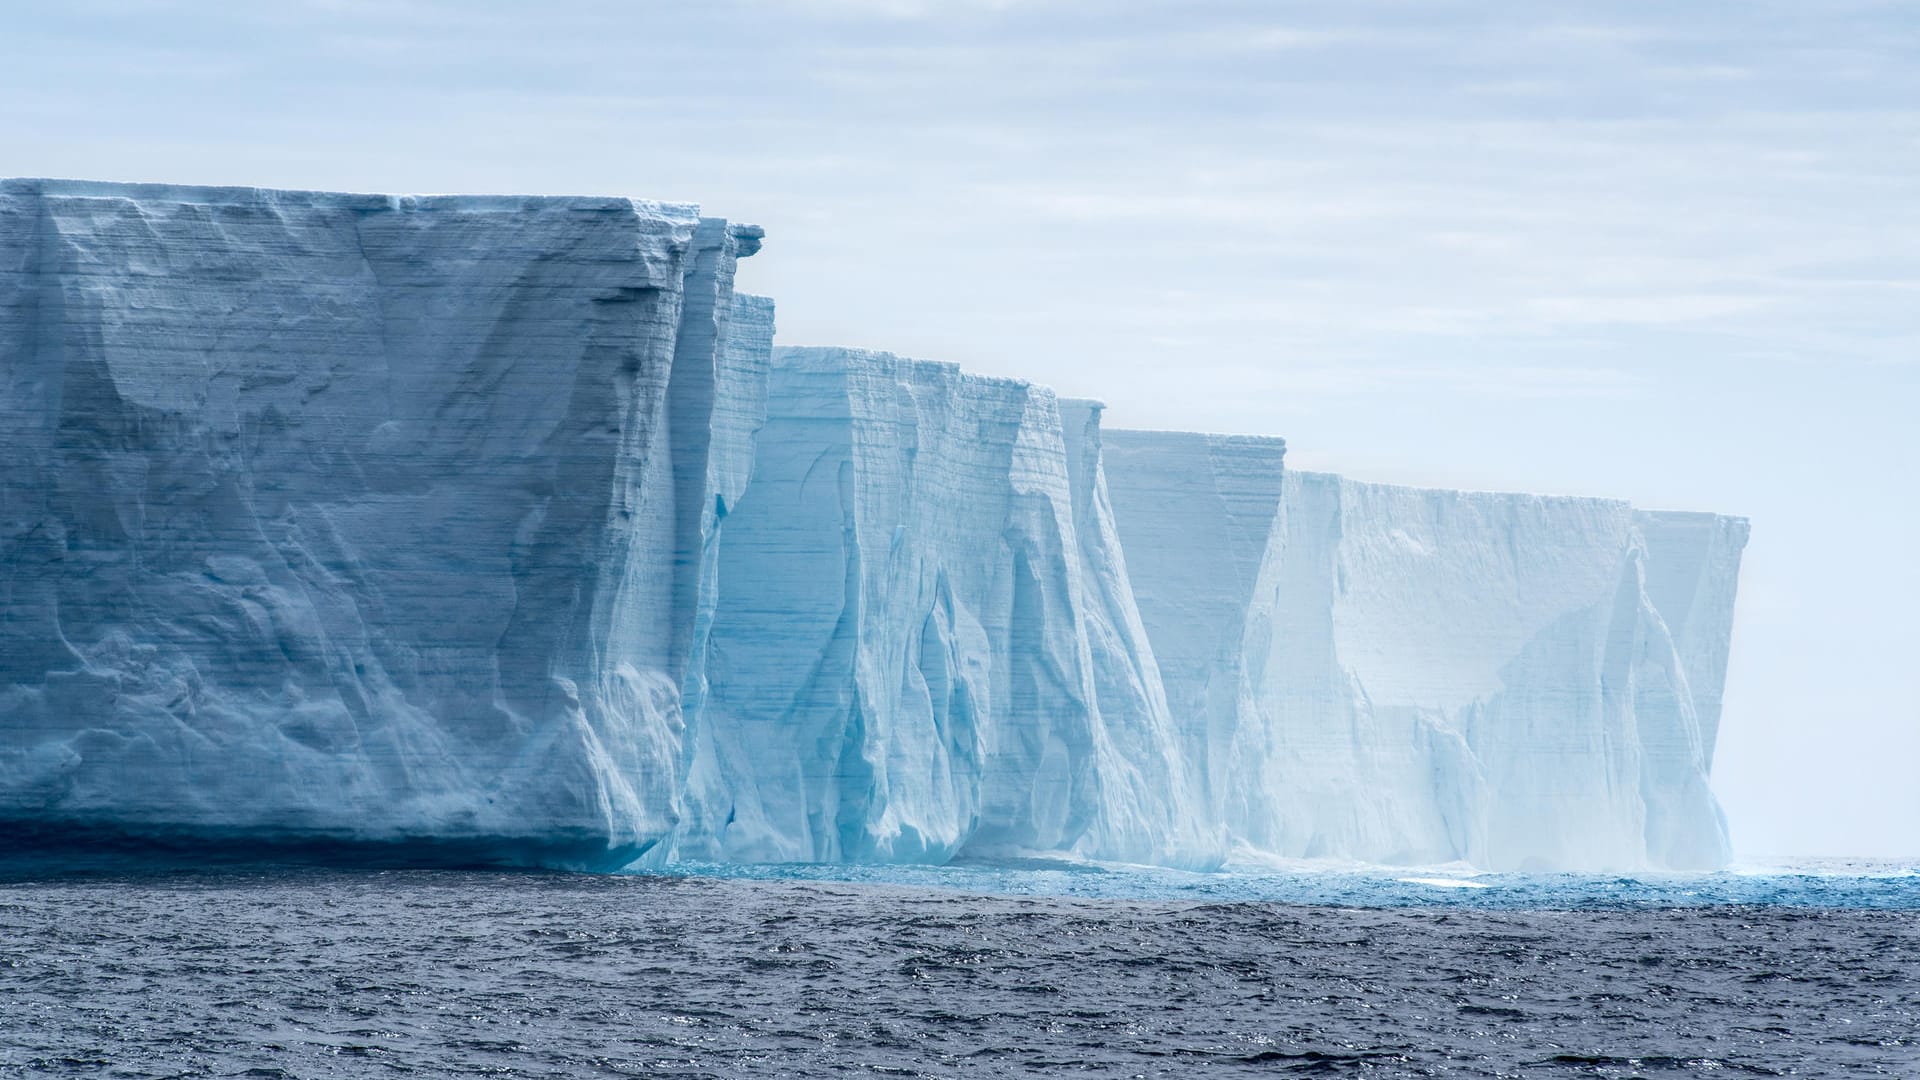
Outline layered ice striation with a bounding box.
[0,179,768,868]
[0,179,1750,872]
[1102,442,1749,872]
[1098,431,1290,848]
[672,353,1207,866]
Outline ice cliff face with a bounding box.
[0,178,1750,873]
[0,179,767,867]
[1101,448,1748,872]
[1098,431,1290,847]
[672,353,1206,866]
[1629,509,1749,868]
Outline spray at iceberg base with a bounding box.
[0,180,1748,874]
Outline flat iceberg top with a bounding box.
[1636,506,1755,534]
[1293,468,1749,525]
[2,176,710,222]
[773,344,1054,397]
[2,177,770,262]
[1292,466,1628,506]
[1106,426,1288,453]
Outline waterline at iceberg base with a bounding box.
[0,180,1748,874]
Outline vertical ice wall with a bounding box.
[1102,448,1749,871]
[0,179,765,868]
[1099,430,1289,844]
[1058,403,1219,865]
[674,351,1210,865]
[1260,475,1649,869]
[1635,510,1750,764]
[668,223,768,713]
[1629,509,1750,867]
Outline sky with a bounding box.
[3,0,1914,857]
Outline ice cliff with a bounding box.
[0,179,767,867]
[671,353,1206,866]
[1101,445,1748,871]
[0,179,1748,872]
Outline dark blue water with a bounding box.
[2,862,1916,1077]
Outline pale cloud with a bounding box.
[750,0,1039,18]
[1249,364,1649,400]
[1523,295,1771,326]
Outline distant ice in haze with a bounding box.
[1102,444,1745,871]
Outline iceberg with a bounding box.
[1098,430,1290,846]
[672,353,1208,866]
[1101,453,1748,871]
[0,179,1750,872]
[0,179,767,868]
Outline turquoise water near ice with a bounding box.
[661,855,1920,909]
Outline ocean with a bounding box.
[1,859,1915,1077]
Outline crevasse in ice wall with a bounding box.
[0,179,765,868]
[669,223,768,730]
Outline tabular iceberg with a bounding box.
[0,179,1749,872]
[1100,452,1748,871]
[0,179,767,868]
[672,353,1208,866]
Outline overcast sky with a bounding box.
[5,0,1915,857]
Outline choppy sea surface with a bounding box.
[1,858,1915,1077]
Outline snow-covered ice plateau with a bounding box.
[0,180,1748,872]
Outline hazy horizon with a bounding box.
[4,0,1914,858]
